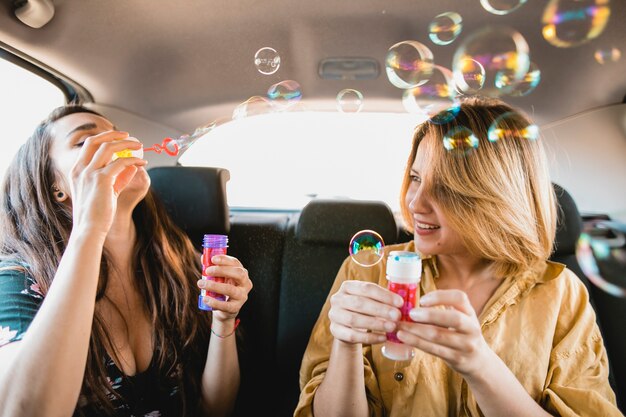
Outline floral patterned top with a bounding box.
[0,263,200,416]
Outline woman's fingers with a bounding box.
[396,327,460,362]
[202,297,241,315]
[397,321,474,351]
[87,138,143,170]
[329,323,387,345]
[327,281,404,344]
[408,307,474,333]
[74,131,129,169]
[198,255,252,318]
[331,292,401,321]
[341,281,404,308]
[198,279,247,301]
[328,306,396,333]
[419,289,475,317]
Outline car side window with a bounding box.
[0,58,65,182]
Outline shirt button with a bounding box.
[394,372,404,382]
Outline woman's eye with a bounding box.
[410,175,421,183]
[74,141,85,148]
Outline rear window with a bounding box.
[179,111,422,211]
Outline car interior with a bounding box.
[1,1,625,416]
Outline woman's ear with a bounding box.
[51,183,69,203]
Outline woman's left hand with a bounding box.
[197,255,253,323]
[396,289,490,377]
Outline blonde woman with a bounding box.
[296,97,621,416]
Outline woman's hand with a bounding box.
[397,289,490,377]
[69,131,146,236]
[197,255,253,323]
[327,280,404,345]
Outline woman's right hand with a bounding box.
[69,131,146,236]
[328,280,404,345]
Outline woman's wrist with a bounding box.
[460,345,498,384]
[69,225,109,243]
[210,317,239,338]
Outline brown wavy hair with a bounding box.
[400,97,557,278]
[0,105,211,415]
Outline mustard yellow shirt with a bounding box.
[296,241,621,417]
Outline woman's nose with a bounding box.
[407,188,428,213]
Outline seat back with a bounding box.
[550,183,624,410]
[149,166,292,417]
[276,199,398,416]
[148,166,230,241]
[228,212,290,417]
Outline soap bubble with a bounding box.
[254,47,281,75]
[453,58,485,94]
[594,47,621,64]
[576,220,626,298]
[488,112,539,142]
[336,89,364,113]
[429,104,461,125]
[480,0,527,15]
[233,96,275,120]
[428,12,463,46]
[495,62,541,97]
[349,230,385,267]
[402,65,458,119]
[442,126,479,155]
[487,112,539,142]
[542,0,610,48]
[453,26,530,97]
[267,80,303,109]
[385,41,434,89]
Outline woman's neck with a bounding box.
[435,253,494,288]
[104,206,137,269]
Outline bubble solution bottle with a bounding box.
[382,251,422,361]
[198,234,228,311]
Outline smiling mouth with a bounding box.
[416,222,440,230]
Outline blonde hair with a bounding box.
[400,97,556,278]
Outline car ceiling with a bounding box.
[1,0,626,131]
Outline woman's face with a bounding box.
[405,135,467,257]
[49,112,150,206]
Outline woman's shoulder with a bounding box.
[0,260,43,299]
[536,261,589,299]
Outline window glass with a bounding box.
[0,58,65,182]
[179,111,423,212]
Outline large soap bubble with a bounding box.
[576,220,626,298]
[480,0,527,15]
[453,26,530,97]
[255,47,281,75]
[542,0,610,48]
[402,65,458,120]
[428,12,463,46]
[350,230,385,267]
[385,41,434,89]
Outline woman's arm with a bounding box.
[0,133,146,417]
[313,339,370,417]
[197,255,253,417]
[399,290,551,417]
[310,280,402,417]
[0,231,106,417]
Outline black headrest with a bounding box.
[296,199,398,246]
[553,183,582,256]
[148,167,230,242]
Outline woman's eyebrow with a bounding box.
[65,123,98,140]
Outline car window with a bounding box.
[0,58,65,182]
[179,111,422,211]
